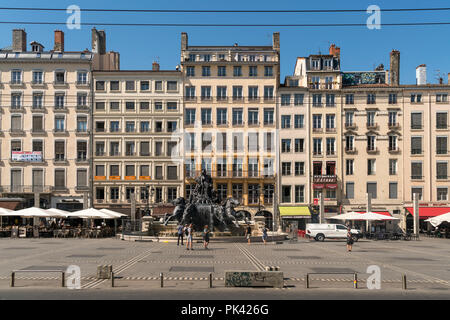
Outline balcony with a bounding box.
[263,97,275,103]
[345,147,357,154]
[184,96,198,102]
[312,128,323,133]
[367,147,379,154]
[185,170,275,179]
[53,129,68,135]
[10,105,24,112]
[313,175,337,183]
[326,151,337,156]
[388,122,401,129]
[31,128,46,135]
[9,129,25,135]
[366,123,378,130]
[411,149,423,155]
[326,127,336,133]
[2,185,53,194]
[76,105,89,112]
[411,175,423,180]
[200,96,212,102]
[345,123,356,130]
[31,106,44,112]
[388,147,400,154]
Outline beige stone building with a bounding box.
[179,33,280,229]
[92,67,183,216]
[0,29,93,210]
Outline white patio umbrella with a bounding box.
[329,212,364,220]
[99,209,127,218]
[359,212,399,221]
[425,212,450,227]
[14,207,52,218]
[0,208,14,227]
[45,208,70,218]
[70,208,115,219]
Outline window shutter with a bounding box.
[55,170,65,188]
[77,169,87,187]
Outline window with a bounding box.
[185,86,195,99]
[346,135,354,151]
[389,111,397,126]
[367,94,376,104]
[346,182,355,199]
[77,93,87,107]
[110,142,120,156]
[367,159,376,175]
[264,109,274,125]
[77,169,88,188]
[125,121,135,133]
[125,187,135,200]
[54,169,66,190]
[295,162,305,176]
[367,111,376,127]
[248,109,258,125]
[249,66,258,77]
[55,141,65,161]
[264,66,273,77]
[217,108,227,125]
[281,94,291,106]
[155,121,163,133]
[202,66,211,77]
[110,187,119,200]
[389,182,398,199]
[411,162,423,179]
[32,70,43,84]
[248,133,258,152]
[389,135,398,151]
[282,162,291,176]
[167,121,177,133]
[202,158,212,175]
[155,81,163,91]
[155,141,163,156]
[233,66,242,77]
[437,188,448,201]
[186,67,195,77]
[110,121,120,132]
[411,188,423,201]
[155,166,163,180]
[294,139,304,152]
[201,86,211,100]
[110,165,120,177]
[55,93,65,109]
[140,81,150,91]
[312,94,322,106]
[96,188,105,200]
[313,114,322,130]
[232,133,243,152]
[217,86,227,100]
[217,132,227,152]
[326,94,335,107]
[367,182,377,199]
[233,86,243,100]
[282,186,291,203]
[54,115,65,132]
[326,114,335,131]
[437,136,448,154]
[232,108,243,125]
[294,94,304,106]
[110,101,120,111]
[32,115,44,132]
[167,81,178,91]
[11,70,22,84]
[77,116,88,132]
[202,132,212,152]
[281,139,291,153]
[294,115,304,128]
[437,112,448,129]
[109,81,120,91]
[264,133,274,153]
[95,142,105,156]
[77,141,87,161]
[411,94,422,103]
[411,136,422,154]
[248,86,258,100]
[217,159,227,177]
[140,141,150,156]
[436,94,448,103]
[281,115,291,129]
[11,93,21,109]
[125,101,135,111]
[125,81,135,91]
[389,159,397,175]
[95,81,105,91]
[185,109,196,125]
[345,94,354,105]
[326,138,335,155]
[95,102,105,111]
[367,136,376,151]
[168,188,177,202]
[313,138,322,155]
[264,184,274,204]
[217,66,226,77]
[411,113,423,129]
[232,184,243,202]
[388,93,397,104]
[346,159,354,175]
[437,162,448,179]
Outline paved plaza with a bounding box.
[0,236,449,299]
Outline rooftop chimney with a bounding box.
[12,29,27,52]
[92,28,106,54]
[329,44,340,57]
[272,32,280,51]
[448,73,450,85]
[152,61,160,71]
[390,50,400,86]
[416,64,427,85]
[54,30,64,52]
[181,32,188,51]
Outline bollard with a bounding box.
[209,273,213,288]
[353,273,358,289]
[160,272,164,288]
[111,272,114,288]
[305,274,309,289]
[402,274,407,290]
[61,272,65,288]
[10,272,15,288]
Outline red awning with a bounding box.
[356,211,391,217]
[313,184,325,189]
[405,207,450,219]
[326,184,338,189]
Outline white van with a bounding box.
[306,224,361,242]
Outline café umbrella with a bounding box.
[329,212,365,220]
[425,212,450,227]
[0,208,14,227]
[14,207,52,218]
[99,209,127,218]
[45,208,71,218]
[70,208,116,219]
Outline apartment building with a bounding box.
[291,45,343,219]
[278,80,310,228]
[402,70,450,229]
[180,32,280,229]
[0,29,93,210]
[92,66,183,216]
[340,53,404,217]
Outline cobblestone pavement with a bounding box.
[0,237,449,294]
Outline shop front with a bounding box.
[279,206,311,232]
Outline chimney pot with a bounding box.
[390,50,400,86]
[12,29,27,52]
[54,30,64,52]
[152,62,160,71]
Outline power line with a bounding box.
[1,21,450,27]
[0,7,450,13]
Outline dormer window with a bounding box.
[312,60,320,70]
[30,42,44,53]
[324,59,332,68]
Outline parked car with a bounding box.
[306,223,361,242]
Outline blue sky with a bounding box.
[1,0,449,84]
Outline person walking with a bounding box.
[262,225,268,245]
[245,224,252,245]
[203,225,210,249]
[346,227,354,252]
[177,224,184,246]
[186,224,194,250]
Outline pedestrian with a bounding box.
[177,223,184,246]
[346,226,354,252]
[262,225,268,245]
[186,224,194,250]
[203,225,210,249]
[245,224,252,245]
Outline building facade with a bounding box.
[180,33,280,229]
[92,68,183,216]
[0,29,93,210]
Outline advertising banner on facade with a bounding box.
[11,151,42,162]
